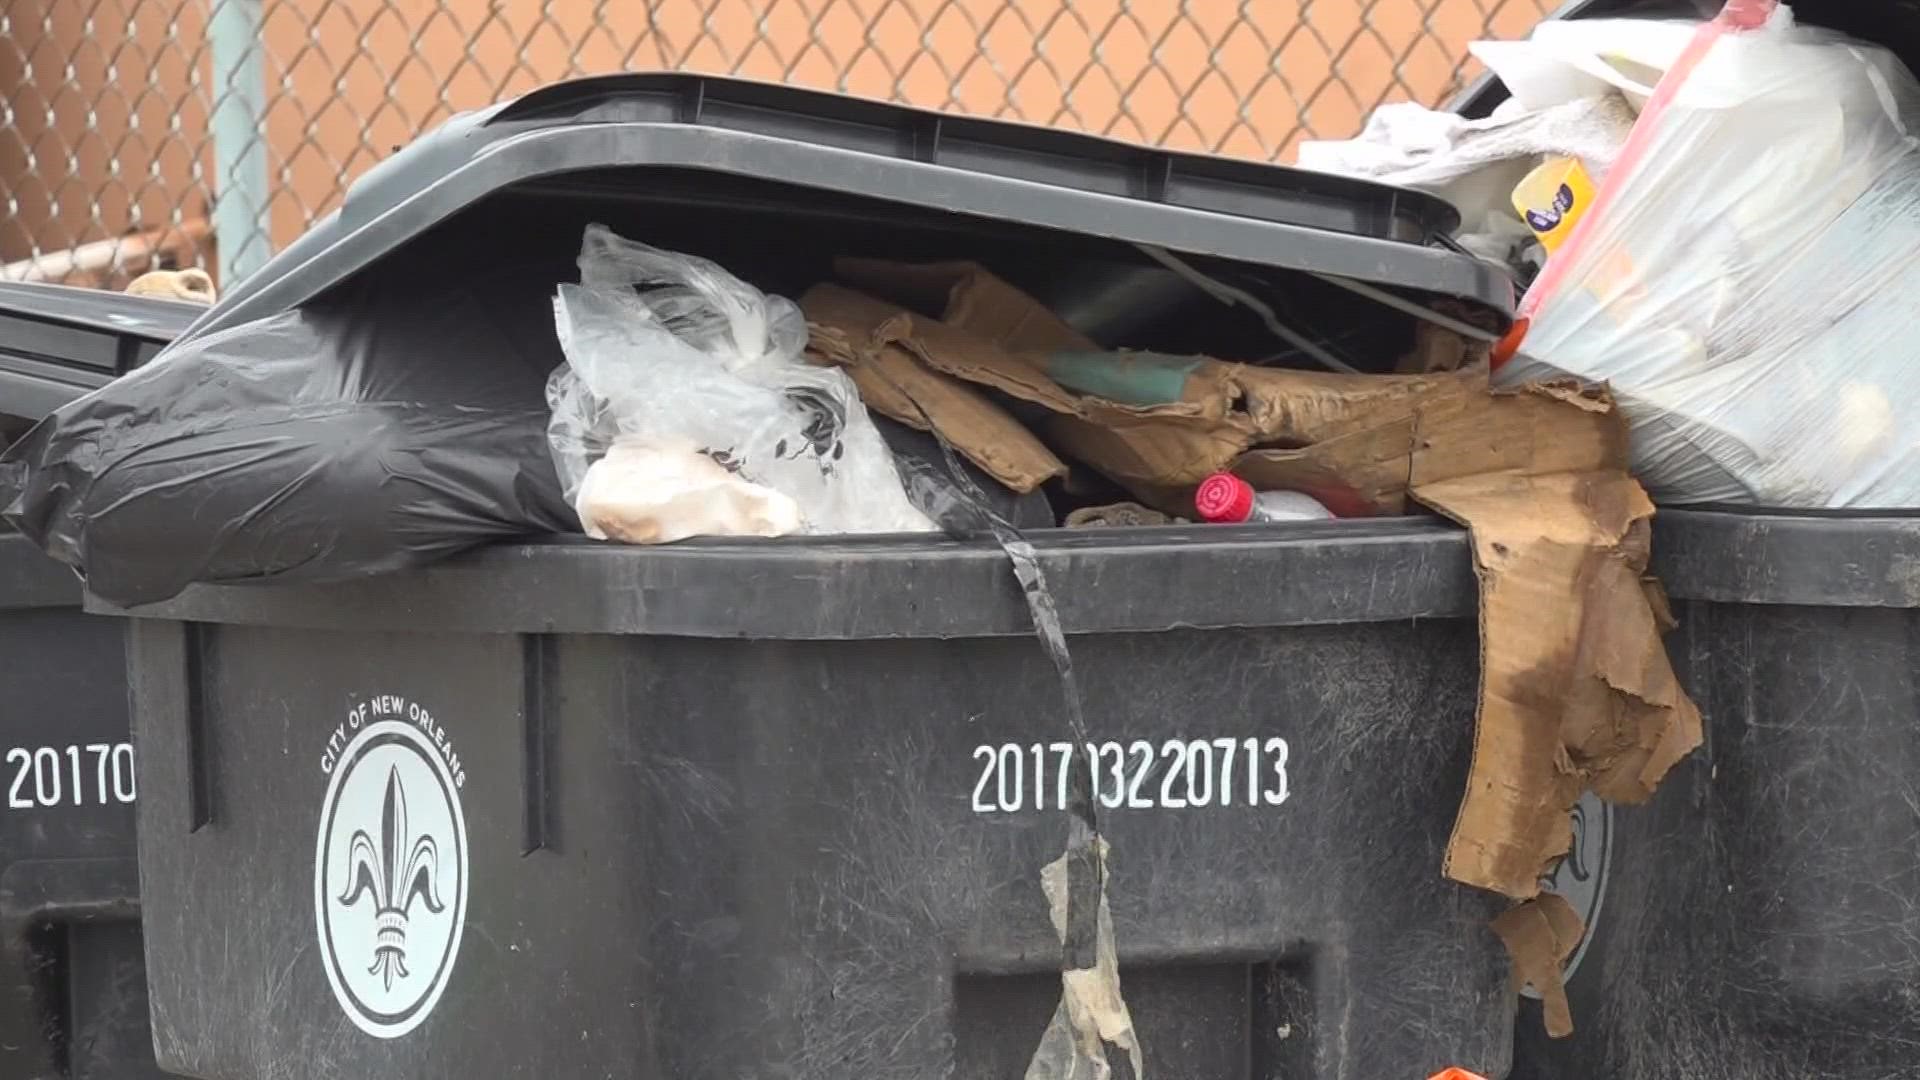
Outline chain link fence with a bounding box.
[1,0,1552,291]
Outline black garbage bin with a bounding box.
[0,283,196,1080]
[102,75,1535,1080]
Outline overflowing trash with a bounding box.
[800,256,1702,975]
[0,213,1702,942]
[1311,0,1920,511]
[1299,94,1636,278]
[1298,11,1697,285]
[1500,0,1920,508]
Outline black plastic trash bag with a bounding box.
[0,265,575,606]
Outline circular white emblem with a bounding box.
[314,719,468,1038]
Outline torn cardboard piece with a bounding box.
[811,270,1481,507]
[804,319,1067,494]
[802,283,1084,416]
[1064,502,1176,528]
[1396,298,1499,374]
[834,258,1099,354]
[1492,893,1585,1038]
[1024,835,1145,1080]
[1414,390,1701,898]
[1227,383,1702,899]
[1038,352,1480,500]
[1233,415,1421,518]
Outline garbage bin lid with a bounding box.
[188,73,1513,340]
[0,282,198,422]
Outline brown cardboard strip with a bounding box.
[805,324,1066,494]
[1492,893,1585,1037]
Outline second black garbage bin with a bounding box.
[1507,510,1920,1080]
[0,283,195,1080]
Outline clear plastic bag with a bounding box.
[547,224,935,535]
[1499,0,1920,507]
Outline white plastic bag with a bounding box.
[1469,19,1699,113]
[1499,1,1920,507]
[548,224,935,535]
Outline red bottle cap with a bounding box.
[1490,317,1529,372]
[1194,472,1254,523]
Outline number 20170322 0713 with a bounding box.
[970,738,1290,814]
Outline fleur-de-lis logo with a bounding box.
[1524,791,1613,1000]
[336,766,446,991]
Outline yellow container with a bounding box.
[1513,156,1596,254]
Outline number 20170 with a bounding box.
[970,737,1290,814]
[6,744,136,809]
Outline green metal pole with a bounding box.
[207,0,270,284]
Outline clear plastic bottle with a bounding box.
[1193,472,1335,523]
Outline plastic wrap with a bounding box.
[547,225,935,536]
[1500,0,1920,507]
[0,263,575,605]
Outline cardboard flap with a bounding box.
[1492,894,1585,1038]
[833,258,1099,352]
[1233,364,1483,446]
[1225,378,1699,902]
[1410,389,1701,899]
[806,327,1067,494]
[1231,418,1418,518]
[1409,382,1627,491]
[802,283,1085,416]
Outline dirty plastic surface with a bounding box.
[120,521,1521,1080]
[0,535,161,1080]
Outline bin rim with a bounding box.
[178,72,1513,344]
[89,508,1920,635]
[0,283,198,423]
[0,282,199,340]
[90,518,1484,638]
[0,532,84,611]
